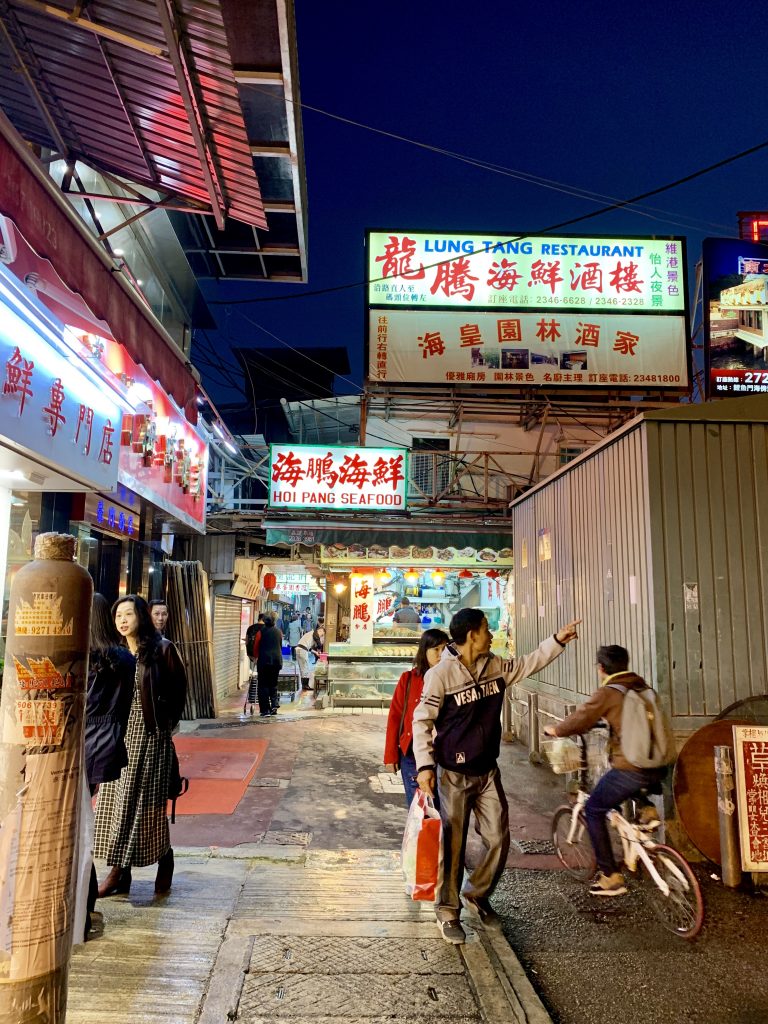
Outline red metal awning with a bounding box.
[0,0,266,230]
[0,111,199,421]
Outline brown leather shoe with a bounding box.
[155,848,174,895]
[97,866,131,898]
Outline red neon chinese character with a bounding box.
[742,259,762,274]
[529,260,563,294]
[75,405,94,455]
[372,454,404,490]
[352,603,371,623]
[43,377,66,437]
[609,260,644,293]
[459,324,483,347]
[306,454,338,487]
[487,259,522,292]
[418,331,445,358]
[575,322,600,347]
[338,453,370,489]
[497,319,522,342]
[430,257,478,301]
[272,450,306,488]
[98,419,115,464]
[374,235,425,279]
[613,330,639,356]
[569,261,603,292]
[535,318,561,342]
[3,347,34,415]
[354,581,371,599]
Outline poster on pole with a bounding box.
[733,724,768,872]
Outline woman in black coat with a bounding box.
[84,593,135,936]
[94,595,187,897]
[256,615,283,717]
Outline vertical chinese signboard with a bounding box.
[703,238,768,397]
[268,444,408,511]
[349,573,375,646]
[366,231,690,390]
[733,725,768,872]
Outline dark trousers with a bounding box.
[585,766,665,874]
[436,766,509,921]
[257,664,280,714]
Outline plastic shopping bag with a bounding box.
[401,789,443,901]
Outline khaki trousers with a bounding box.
[435,766,510,922]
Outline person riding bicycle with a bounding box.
[544,645,665,897]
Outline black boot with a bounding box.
[155,848,174,895]
[98,865,131,898]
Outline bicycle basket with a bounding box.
[542,737,582,774]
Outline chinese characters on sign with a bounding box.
[368,233,685,312]
[733,725,768,871]
[370,311,687,388]
[349,573,375,647]
[704,239,768,398]
[269,445,408,511]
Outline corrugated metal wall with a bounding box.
[212,595,243,704]
[512,422,655,704]
[511,407,768,736]
[646,419,768,730]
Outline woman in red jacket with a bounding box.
[384,628,449,806]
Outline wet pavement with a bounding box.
[67,691,768,1023]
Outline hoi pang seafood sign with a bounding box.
[268,444,409,512]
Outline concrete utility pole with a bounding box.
[0,533,93,1023]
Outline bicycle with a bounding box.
[550,733,704,940]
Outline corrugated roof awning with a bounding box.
[0,0,266,230]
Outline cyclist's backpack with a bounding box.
[608,683,676,769]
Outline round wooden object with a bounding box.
[673,720,752,864]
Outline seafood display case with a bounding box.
[326,640,417,708]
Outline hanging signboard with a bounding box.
[703,238,768,398]
[268,444,408,512]
[733,724,768,871]
[320,542,513,568]
[349,572,375,646]
[370,309,687,388]
[367,232,686,312]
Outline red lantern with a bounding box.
[263,572,277,592]
[485,569,501,579]
[458,568,474,579]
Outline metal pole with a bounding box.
[527,692,539,759]
[714,745,742,887]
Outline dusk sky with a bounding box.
[195,1,768,408]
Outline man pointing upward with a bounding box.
[412,608,580,944]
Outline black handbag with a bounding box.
[169,741,189,824]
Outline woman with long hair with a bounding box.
[256,614,283,716]
[84,593,136,937]
[94,595,187,898]
[383,628,449,806]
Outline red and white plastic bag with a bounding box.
[401,789,443,901]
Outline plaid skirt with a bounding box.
[93,683,172,868]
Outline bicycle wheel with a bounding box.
[642,844,704,939]
[552,804,597,880]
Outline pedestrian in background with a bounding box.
[148,599,169,636]
[95,595,187,898]
[384,628,449,806]
[244,613,265,714]
[287,612,302,656]
[294,624,325,691]
[84,593,136,936]
[256,614,283,716]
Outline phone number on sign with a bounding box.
[632,375,682,384]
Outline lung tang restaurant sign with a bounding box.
[268,444,409,512]
[733,725,768,872]
[367,231,689,391]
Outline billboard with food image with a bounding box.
[320,543,513,568]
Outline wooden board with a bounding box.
[673,719,752,864]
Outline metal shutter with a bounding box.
[212,596,242,704]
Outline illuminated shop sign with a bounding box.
[704,238,768,398]
[83,493,140,539]
[268,444,409,512]
[0,264,122,491]
[370,310,687,389]
[367,231,686,312]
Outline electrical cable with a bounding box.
[209,134,768,307]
